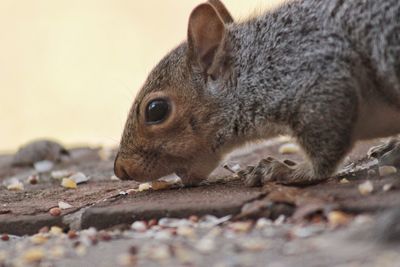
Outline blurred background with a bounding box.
[0,0,282,153]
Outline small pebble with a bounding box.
[131,221,147,232]
[383,184,394,192]
[279,143,300,154]
[61,178,77,189]
[49,207,61,216]
[358,181,374,195]
[58,201,73,210]
[378,166,397,177]
[51,170,72,180]
[70,172,90,184]
[34,160,54,173]
[1,234,9,241]
[110,175,121,181]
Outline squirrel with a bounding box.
[114,0,400,187]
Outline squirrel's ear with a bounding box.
[188,3,226,74]
[207,0,234,24]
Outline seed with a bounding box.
[1,234,9,241]
[327,211,352,227]
[358,181,374,195]
[50,226,63,235]
[138,183,152,192]
[7,180,24,191]
[340,178,350,184]
[68,230,78,239]
[27,175,39,185]
[49,207,61,216]
[61,178,77,189]
[378,166,397,177]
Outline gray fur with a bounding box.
[117,0,400,185]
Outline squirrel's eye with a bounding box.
[145,99,170,124]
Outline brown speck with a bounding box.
[1,234,9,241]
[68,230,78,239]
[49,207,61,216]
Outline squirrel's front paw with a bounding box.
[239,157,296,187]
[368,139,400,167]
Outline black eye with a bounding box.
[145,99,170,124]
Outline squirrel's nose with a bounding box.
[114,153,132,180]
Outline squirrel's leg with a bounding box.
[368,137,400,167]
[241,83,358,186]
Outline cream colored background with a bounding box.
[0,0,282,152]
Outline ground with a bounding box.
[0,138,399,266]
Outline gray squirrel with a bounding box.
[114,0,400,186]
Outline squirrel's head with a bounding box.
[114,0,235,183]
